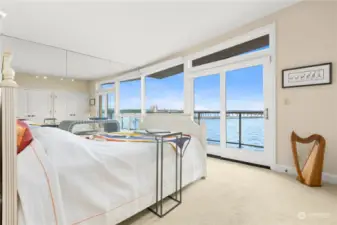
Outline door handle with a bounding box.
[264,108,269,120]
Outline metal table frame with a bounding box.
[137,131,183,218]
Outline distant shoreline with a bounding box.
[195,117,263,119]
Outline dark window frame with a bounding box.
[147,64,184,79]
[192,35,269,67]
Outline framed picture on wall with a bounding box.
[282,63,332,88]
[89,98,95,106]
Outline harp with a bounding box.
[291,131,326,187]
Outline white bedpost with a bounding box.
[1,52,18,225]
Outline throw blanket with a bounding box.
[86,132,191,156]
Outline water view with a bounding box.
[107,64,265,152]
[120,115,264,151]
[201,118,264,151]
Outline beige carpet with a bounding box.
[119,158,337,225]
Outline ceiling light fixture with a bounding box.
[0,11,7,19]
[71,79,75,82]
[43,76,47,79]
[60,78,64,81]
[35,75,39,78]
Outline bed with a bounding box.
[1,52,19,225]
[1,53,207,225]
[17,114,207,225]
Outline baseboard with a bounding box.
[207,155,337,185]
[271,164,337,185]
[207,154,270,170]
[270,164,297,174]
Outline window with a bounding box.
[194,74,220,145]
[99,95,106,118]
[107,93,114,119]
[98,82,114,119]
[120,79,141,130]
[100,83,114,89]
[145,65,184,113]
[225,65,264,150]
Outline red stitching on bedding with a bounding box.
[72,194,150,225]
[31,143,59,225]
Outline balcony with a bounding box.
[194,110,264,150]
[118,110,264,150]
[120,114,141,130]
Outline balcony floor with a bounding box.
[120,158,337,225]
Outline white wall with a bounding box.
[16,73,93,121]
[88,80,97,116]
[1,35,129,80]
[97,1,337,175]
[15,73,89,93]
[186,1,337,174]
[182,1,337,174]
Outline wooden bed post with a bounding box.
[1,52,18,225]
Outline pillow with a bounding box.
[20,119,41,127]
[17,120,33,154]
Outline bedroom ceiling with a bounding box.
[0,0,300,80]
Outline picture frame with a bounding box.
[89,98,95,106]
[282,63,332,88]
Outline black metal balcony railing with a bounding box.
[116,109,264,149]
[120,115,140,130]
[194,110,264,149]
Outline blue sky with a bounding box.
[106,45,268,111]
[120,79,141,109]
[226,65,263,110]
[145,73,184,109]
[110,65,263,111]
[194,65,264,110]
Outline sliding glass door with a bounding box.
[120,79,141,130]
[97,83,115,119]
[193,57,273,166]
[193,73,221,155]
[98,94,106,118]
[221,58,272,166]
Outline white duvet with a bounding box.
[17,127,206,225]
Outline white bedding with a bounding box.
[18,127,206,225]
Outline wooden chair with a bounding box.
[291,131,326,187]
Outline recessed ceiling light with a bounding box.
[71,79,75,82]
[43,76,47,79]
[0,11,7,19]
[60,78,64,81]
[35,76,39,78]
